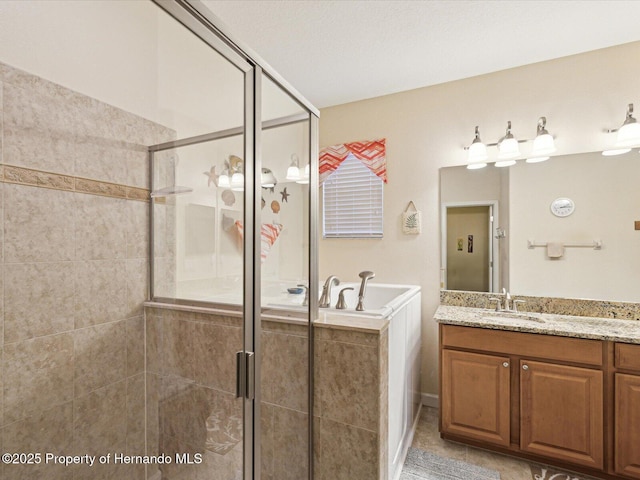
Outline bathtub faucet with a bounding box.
[356,271,376,311]
[319,275,340,308]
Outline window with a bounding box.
[322,154,384,238]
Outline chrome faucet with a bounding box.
[297,284,309,307]
[489,288,525,312]
[356,271,375,311]
[319,275,340,308]
[336,287,354,309]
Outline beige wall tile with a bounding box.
[272,406,309,480]
[316,418,378,480]
[126,200,149,259]
[4,262,74,343]
[126,259,148,318]
[159,377,208,451]
[262,331,308,412]
[73,381,127,480]
[126,147,150,189]
[317,339,379,432]
[315,326,379,347]
[126,316,145,377]
[73,321,126,396]
[74,260,126,328]
[160,316,195,379]
[126,373,146,456]
[145,314,160,375]
[3,83,77,175]
[261,403,275,480]
[4,184,75,262]
[2,402,73,480]
[73,138,136,186]
[74,193,126,260]
[193,322,242,393]
[73,380,127,455]
[146,373,160,458]
[3,333,74,424]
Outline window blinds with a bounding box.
[322,154,384,238]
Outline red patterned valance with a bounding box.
[319,138,387,184]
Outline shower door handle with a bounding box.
[235,351,245,398]
[235,351,255,400]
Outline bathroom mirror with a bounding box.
[440,150,640,302]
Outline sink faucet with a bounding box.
[489,288,525,312]
[319,275,340,308]
[356,271,375,311]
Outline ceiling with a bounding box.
[202,1,640,109]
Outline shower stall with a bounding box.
[146,2,319,479]
[0,1,317,479]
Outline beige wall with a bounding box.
[319,41,640,396]
[509,151,640,302]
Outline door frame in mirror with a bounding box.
[440,200,500,293]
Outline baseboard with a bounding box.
[421,392,439,409]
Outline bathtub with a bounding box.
[266,282,420,318]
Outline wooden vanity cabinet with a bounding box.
[520,359,603,469]
[441,349,511,447]
[614,343,640,479]
[440,325,607,474]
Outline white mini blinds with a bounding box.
[322,154,384,238]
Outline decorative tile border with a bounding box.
[1,164,150,202]
[440,289,640,321]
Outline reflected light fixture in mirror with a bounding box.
[495,121,519,167]
[466,126,488,169]
[261,168,277,188]
[286,153,302,181]
[527,116,556,163]
[603,103,640,156]
[296,164,310,184]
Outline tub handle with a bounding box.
[336,287,354,309]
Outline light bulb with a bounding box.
[218,174,230,188]
[466,126,488,169]
[286,165,301,181]
[616,121,640,147]
[296,164,310,184]
[231,172,244,191]
[494,159,517,167]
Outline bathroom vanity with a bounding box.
[436,304,640,480]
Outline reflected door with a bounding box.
[446,206,491,292]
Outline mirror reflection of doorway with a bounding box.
[445,205,492,292]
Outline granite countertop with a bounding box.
[435,305,640,344]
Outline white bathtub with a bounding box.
[267,282,420,318]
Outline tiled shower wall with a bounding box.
[0,62,174,480]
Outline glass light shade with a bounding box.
[231,172,244,191]
[526,156,550,163]
[217,174,230,188]
[468,141,488,162]
[466,161,487,170]
[531,133,556,157]
[602,148,631,156]
[261,168,277,188]
[616,121,640,147]
[497,137,520,159]
[494,159,517,167]
[286,165,301,181]
[296,164,310,184]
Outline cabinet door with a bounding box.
[615,373,640,478]
[520,360,603,469]
[441,349,511,446]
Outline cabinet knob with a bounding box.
[522,364,529,370]
[502,362,509,368]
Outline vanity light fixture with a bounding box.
[466,126,488,169]
[603,104,640,156]
[218,155,279,191]
[527,116,556,163]
[286,153,309,183]
[495,121,520,167]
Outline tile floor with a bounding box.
[410,406,604,480]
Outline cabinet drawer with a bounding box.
[615,343,640,372]
[441,325,603,366]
